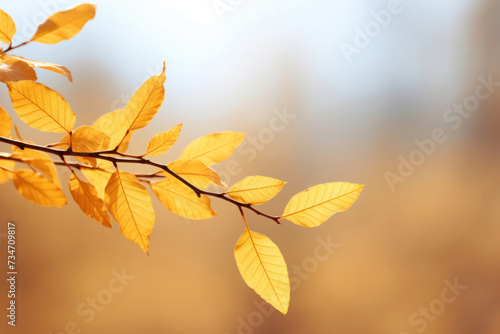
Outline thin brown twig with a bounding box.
[2,41,30,53]
[0,154,163,179]
[0,135,282,224]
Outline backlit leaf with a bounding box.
[235,228,290,314]
[69,173,111,227]
[12,146,61,188]
[0,158,14,184]
[227,176,286,205]
[144,123,182,156]
[7,80,75,133]
[92,109,131,152]
[0,55,37,83]
[0,9,16,44]
[166,158,224,189]
[122,63,166,132]
[31,4,96,44]
[179,131,245,166]
[6,54,72,82]
[81,162,113,200]
[150,175,216,220]
[0,105,12,137]
[12,169,67,207]
[57,126,110,151]
[105,170,155,254]
[57,126,110,166]
[281,182,364,228]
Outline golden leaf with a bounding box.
[5,54,72,82]
[105,170,155,254]
[69,173,111,227]
[81,163,113,200]
[144,123,182,156]
[12,169,67,207]
[0,55,37,83]
[150,175,216,220]
[11,146,61,188]
[235,228,290,314]
[7,80,75,133]
[57,126,110,167]
[227,176,286,205]
[0,105,12,137]
[281,182,364,227]
[166,158,224,189]
[179,131,245,166]
[92,109,131,152]
[123,63,166,132]
[0,9,16,44]
[0,158,15,184]
[31,4,96,44]
[57,126,110,151]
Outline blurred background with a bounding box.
[1,0,499,333]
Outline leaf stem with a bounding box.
[2,41,30,53]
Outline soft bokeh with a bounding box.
[1,0,499,333]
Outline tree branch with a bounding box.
[0,135,281,224]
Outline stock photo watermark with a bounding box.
[110,63,165,111]
[12,0,74,45]
[213,0,244,21]
[399,277,467,334]
[224,235,340,334]
[385,74,500,192]
[5,221,17,327]
[48,268,135,334]
[340,0,407,64]
[218,106,296,185]
[181,105,295,225]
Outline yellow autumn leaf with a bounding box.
[11,146,61,188]
[150,175,216,220]
[179,131,245,166]
[0,55,37,83]
[0,9,16,44]
[81,163,113,200]
[7,80,75,133]
[281,182,364,228]
[227,176,286,205]
[57,126,110,167]
[92,109,132,152]
[0,105,12,137]
[122,63,166,133]
[69,173,111,227]
[6,54,72,82]
[105,170,155,254]
[235,228,290,314]
[144,123,182,156]
[31,4,96,44]
[166,158,224,189]
[58,126,110,151]
[12,169,67,207]
[0,158,15,184]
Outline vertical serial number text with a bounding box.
[6,221,16,326]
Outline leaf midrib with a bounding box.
[245,229,286,313]
[10,83,69,133]
[116,171,147,252]
[281,185,362,218]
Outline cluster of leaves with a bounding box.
[0,4,95,82]
[0,4,364,314]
